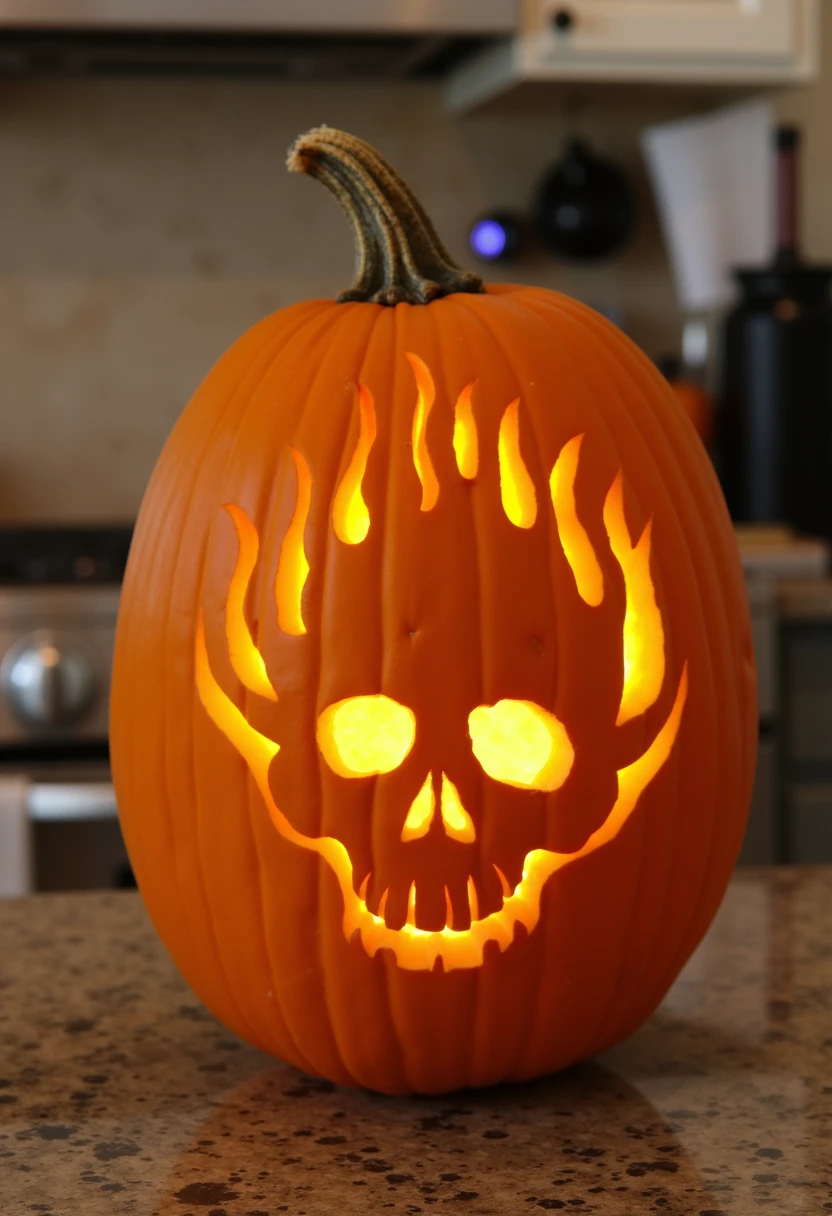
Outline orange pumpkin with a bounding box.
[111,127,757,1095]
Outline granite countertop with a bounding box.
[0,869,830,1216]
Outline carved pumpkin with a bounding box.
[111,128,757,1095]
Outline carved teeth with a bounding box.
[493,864,512,900]
[358,871,371,902]
[444,885,454,931]
[467,875,479,924]
[406,881,417,927]
[377,888,389,922]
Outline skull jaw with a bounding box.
[340,847,562,972]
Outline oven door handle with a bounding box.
[27,782,118,823]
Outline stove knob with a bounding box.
[1,632,98,727]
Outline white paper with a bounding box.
[642,100,775,312]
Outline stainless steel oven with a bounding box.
[0,527,132,896]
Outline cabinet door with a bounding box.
[530,0,817,79]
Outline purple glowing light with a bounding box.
[469,218,507,260]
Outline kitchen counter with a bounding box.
[0,871,830,1215]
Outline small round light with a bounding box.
[470,218,507,260]
[468,211,523,263]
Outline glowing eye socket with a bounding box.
[468,700,574,792]
[317,694,416,778]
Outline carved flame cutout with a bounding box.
[407,352,439,512]
[603,473,665,725]
[274,446,311,637]
[223,504,278,701]
[549,434,605,608]
[453,381,478,480]
[196,361,686,972]
[332,384,376,545]
[499,398,537,529]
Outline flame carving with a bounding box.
[222,504,278,701]
[407,352,439,512]
[453,381,478,480]
[332,383,376,545]
[603,473,665,725]
[274,447,311,637]
[549,434,605,608]
[499,398,537,529]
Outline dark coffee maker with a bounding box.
[720,127,832,540]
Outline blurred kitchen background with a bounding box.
[1,0,831,895]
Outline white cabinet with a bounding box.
[448,0,819,112]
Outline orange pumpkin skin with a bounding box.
[110,281,757,1095]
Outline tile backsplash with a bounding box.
[0,61,830,521]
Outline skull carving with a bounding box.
[195,353,687,973]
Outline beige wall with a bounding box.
[1,19,830,521]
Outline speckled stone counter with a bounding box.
[0,869,830,1215]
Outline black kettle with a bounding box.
[533,138,637,262]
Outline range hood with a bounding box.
[0,1,517,79]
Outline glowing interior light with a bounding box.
[333,383,376,544]
[222,504,278,701]
[406,352,439,512]
[197,588,686,970]
[498,398,537,528]
[274,446,311,637]
[453,382,478,480]
[401,772,435,842]
[377,888,389,920]
[440,772,476,842]
[317,694,416,779]
[406,881,418,927]
[603,473,665,726]
[468,699,574,792]
[549,434,604,608]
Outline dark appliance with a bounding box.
[720,127,832,539]
[533,137,637,262]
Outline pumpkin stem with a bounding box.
[287,126,485,306]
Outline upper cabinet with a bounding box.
[447,0,820,112]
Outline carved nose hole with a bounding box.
[440,772,476,843]
[400,771,476,843]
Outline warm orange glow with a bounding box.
[332,383,376,544]
[406,352,439,512]
[222,504,278,701]
[401,772,435,842]
[274,447,311,637]
[317,694,416,778]
[197,607,687,971]
[197,428,689,973]
[468,699,574,792]
[549,434,604,608]
[498,398,537,528]
[440,772,476,842]
[603,474,665,726]
[453,381,478,480]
